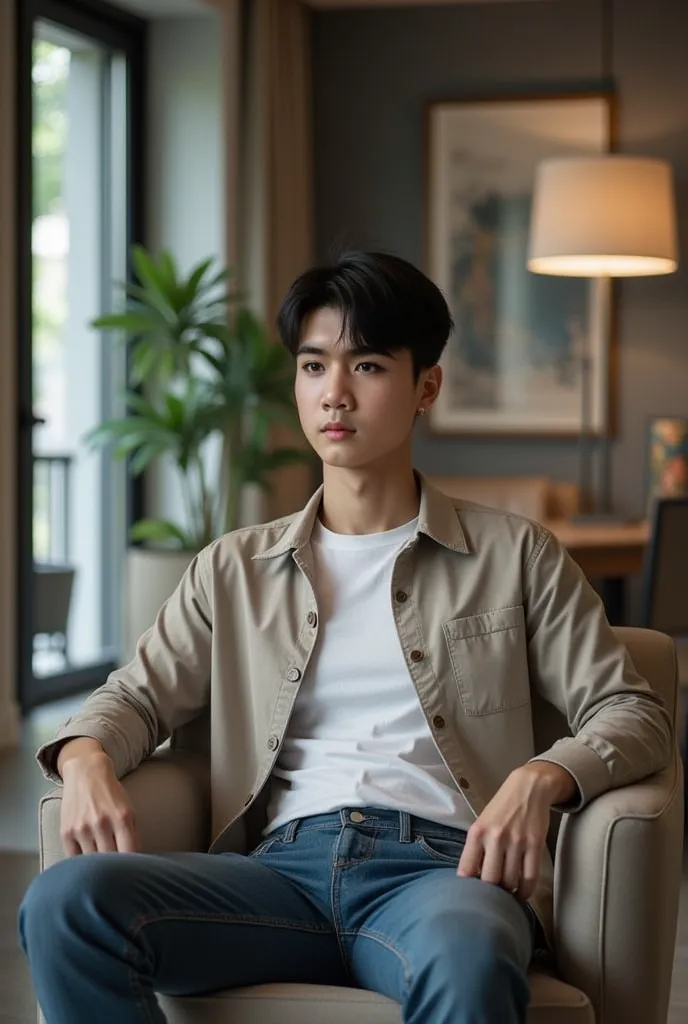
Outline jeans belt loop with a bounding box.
[282,818,300,843]
[398,811,412,843]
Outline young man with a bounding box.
[20,252,672,1024]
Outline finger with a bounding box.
[502,840,525,895]
[479,836,506,886]
[92,822,118,853]
[60,832,81,858]
[75,830,98,855]
[114,816,140,854]
[516,844,541,901]
[457,831,484,878]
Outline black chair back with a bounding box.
[641,496,688,634]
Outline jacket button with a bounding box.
[307,611,317,626]
[395,590,408,603]
[267,735,279,751]
[432,715,445,729]
[410,649,424,662]
[286,667,302,682]
[459,776,470,790]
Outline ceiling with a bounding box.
[113,0,214,16]
[307,1,541,7]
[114,0,543,16]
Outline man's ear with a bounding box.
[421,364,443,407]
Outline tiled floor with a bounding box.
[0,697,687,1022]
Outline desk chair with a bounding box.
[641,496,688,827]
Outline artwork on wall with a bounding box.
[646,417,688,513]
[425,92,614,437]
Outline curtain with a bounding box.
[236,0,316,521]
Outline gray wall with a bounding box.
[311,0,688,519]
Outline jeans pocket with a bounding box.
[415,833,465,864]
[248,836,281,857]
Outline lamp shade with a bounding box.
[528,155,678,277]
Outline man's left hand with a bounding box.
[457,762,577,901]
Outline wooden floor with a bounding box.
[1,697,687,1023]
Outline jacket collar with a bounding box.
[253,470,470,560]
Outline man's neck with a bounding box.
[319,466,420,536]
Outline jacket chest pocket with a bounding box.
[443,605,530,717]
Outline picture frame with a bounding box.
[425,92,615,438]
[645,416,688,515]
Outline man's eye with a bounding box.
[357,362,381,373]
[302,362,322,372]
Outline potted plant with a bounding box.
[86,245,315,659]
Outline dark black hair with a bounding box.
[276,251,454,383]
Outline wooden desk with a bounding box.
[545,519,651,624]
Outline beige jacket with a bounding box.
[37,471,673,945]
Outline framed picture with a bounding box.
[425,92,615,437]
[645,417,688,515]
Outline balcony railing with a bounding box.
[33,453,75,665]
[33,453,73,564]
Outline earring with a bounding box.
[417,407,426,416]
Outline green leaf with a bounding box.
[181,256,215,307]
[129,441,170,475]
[129,518,193,550]
[90,311,159,334]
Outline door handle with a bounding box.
[19,408,46,429]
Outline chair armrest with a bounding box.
[39,747,211,870]
[553,750,685,1024]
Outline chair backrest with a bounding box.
[428,475,580,523]
[429,475,550,521]
[641,496,688,635]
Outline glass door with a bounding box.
[17,0,146,710]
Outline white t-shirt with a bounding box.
[264,514,475,835]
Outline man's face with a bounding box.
[294,306,433,472]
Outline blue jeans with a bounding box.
[19,806,537,1023]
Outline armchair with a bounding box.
[38,628,684,1024]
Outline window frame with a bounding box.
[16,0,147,710]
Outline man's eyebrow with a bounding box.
[295,343,396,359]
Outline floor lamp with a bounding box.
[527,154,678,518]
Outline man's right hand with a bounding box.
[57,738,140,856]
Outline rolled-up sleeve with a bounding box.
[524,528,674,810]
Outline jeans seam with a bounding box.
[330,828,353,984]
[249,838,279,856]
[128,966,159,1024]
[271,819,469,839]
[342,927,412,1003]
[415,835,463,864]
[264,822,339,839]
[129,912,333,938]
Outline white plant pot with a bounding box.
[123,548,194,665]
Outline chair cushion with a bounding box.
[157,970,594,1024]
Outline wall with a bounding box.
[145,12,226,525]
[0,0,21,750]
[311,0,688,520]
[146,13,225,267]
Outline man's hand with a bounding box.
[59,742,140,857]
[457,762,577,901]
